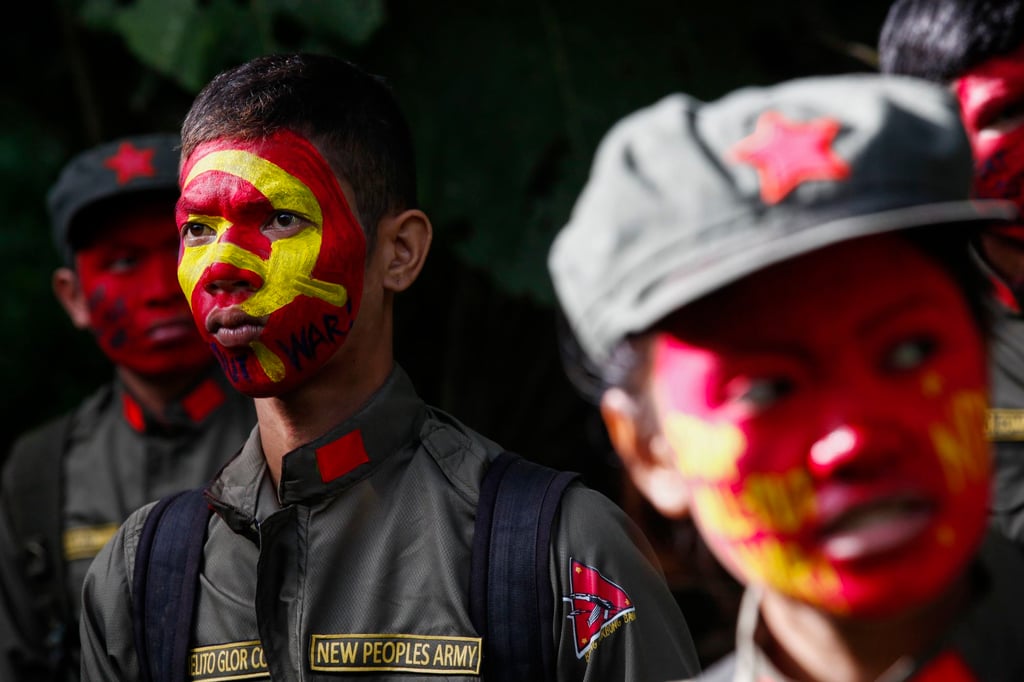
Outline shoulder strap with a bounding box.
[131,487,211,682]
[470,451,580,682]
[2,412,73,669]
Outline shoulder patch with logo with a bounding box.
[563,557,637,660]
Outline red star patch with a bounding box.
[103,141,158,185]
[729,111,850,204]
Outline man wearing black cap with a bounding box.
[549,73,1024,680]
[879,0,1024,547]
[0,134,256,682]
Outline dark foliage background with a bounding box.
[2,0,894,483]
[1,0,896,665]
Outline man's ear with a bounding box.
[52,267,92,330]
[376,209,432,293]
[601,387,691,519]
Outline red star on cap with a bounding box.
[103,141,157,185]
[729,111,850,204]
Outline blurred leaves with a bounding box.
[0,0,894,478]
[79,0,387,92]
[42,0,888,304]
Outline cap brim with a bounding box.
[590,198,1015,364]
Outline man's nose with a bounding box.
[202,261,262,296]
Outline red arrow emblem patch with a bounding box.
[563,558,636,659]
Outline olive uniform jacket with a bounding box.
[0,369,257,682]
[987,293,1024,543]
[81,366,702,681]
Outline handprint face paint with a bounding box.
[176,130,366,396]
[649,234,990,617]
[957,43,1024,217]
[74,203,212,377]
[956,44,1024,289]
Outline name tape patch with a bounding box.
[309,633,482,674]
[63,523,119,561]
[190,640,269,680]
[988,408,1024,441]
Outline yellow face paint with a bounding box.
[647,233,992,618]
[929,389,989,492]
[179,150,347,317]
[176,131,366,396]
[663,412,744,480]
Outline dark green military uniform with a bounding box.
[0,132,258,682]
[81,366,701,681]
[982,279,1024,542]
[0,370,255,680]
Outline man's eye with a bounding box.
[724,377,794,410]
[266,212,307,233]
[272,213,296,228]
[985,99,1024,135]
[884,337,937,371]
[107,255,139,272]
[181,223,215,245]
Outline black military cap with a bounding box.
[47,133,181,264]
[549,73,1018,367]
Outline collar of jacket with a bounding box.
[970,242,1024,315]
[206,364,429,517]
[118,369,229,434]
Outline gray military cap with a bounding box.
[548,73,1017,367]
[47,132,181,264]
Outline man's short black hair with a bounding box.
[879,0,1024,82]
[180,53,417,244]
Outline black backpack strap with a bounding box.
[131,487,211,682]
[470,451,580,682]
[2,412,74,671]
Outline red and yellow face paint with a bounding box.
[74,202,212,377]
[648,234,990,617]
[176,130,365,396]
[956,43,1024,221]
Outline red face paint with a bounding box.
[74,203,212,376]
[956,44,1024,284]
[176,130,366,397]
[650,234,990,617]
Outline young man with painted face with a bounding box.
[0,134,257,682]
[78,53,701,681]
[548,74,1024,680]
[878,0,1024,546]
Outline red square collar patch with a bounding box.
[315,430,370,483]
[913,651,978,681]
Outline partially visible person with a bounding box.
[549,73,1024,680]
[78,54,701,681]
[879,0,1024,544]
[0,133,257,681]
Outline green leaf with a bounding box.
[273,0,387,45]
